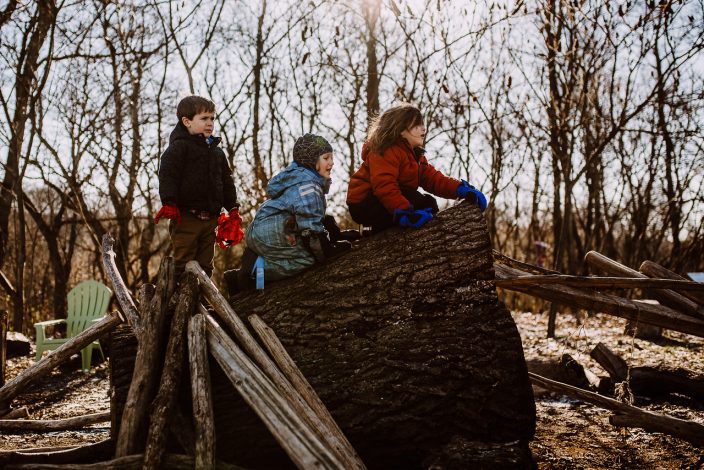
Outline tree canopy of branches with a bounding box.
[0,0,702,333]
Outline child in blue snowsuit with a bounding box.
[224,134,354,294]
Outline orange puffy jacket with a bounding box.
[346,140,461,214]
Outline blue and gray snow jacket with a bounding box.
[245,162,330,280]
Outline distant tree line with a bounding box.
[1,0,702,333]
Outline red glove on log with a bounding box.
[154,204,181,225]
[215,207,244,249]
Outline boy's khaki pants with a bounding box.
[169,211,218,277]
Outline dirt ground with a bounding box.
[1,311,703,469]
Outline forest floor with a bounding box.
[1,311,703,469]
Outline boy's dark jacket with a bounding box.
[158,122,238,215]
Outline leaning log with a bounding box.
[114,257,175,457]
[143,272,199,470]
[188,313,216,470]
[210,202,535,468]
[529,372,704,447]
[0,312,123,412]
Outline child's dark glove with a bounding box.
[393,207,433,228]
[456,180,487,211]
[216,207,244,249]
[154,204,181,225]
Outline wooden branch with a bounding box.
[3,453,245,470]
[590,343,628,382]
[143,272,199,470]
[248,313,363,467]
[0,439,113,467]
[495,274,704,291]
[1,309,6,390]
[494,263,704,338]
[0,312,123,409]
[591,343,704,400]
[528,372,704,447]
[0,412,109,432]
[205,313,344,469]
[115,256,175,458]
[101,234,141,335]
[640,260,704,307]
[1,406,29,419]
[585,251,702,319]
[492,249,560,275]
[187,261,366,469]
[188,313,215,470]
[136,284,155,310]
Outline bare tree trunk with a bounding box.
[364,0,380,122]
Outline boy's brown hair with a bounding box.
[366,103,423,154]
[177,95,216,120]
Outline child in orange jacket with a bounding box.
[346,103,486,232]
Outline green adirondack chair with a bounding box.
[34,280,112,371]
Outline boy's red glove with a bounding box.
[154,204,181,225]
[216,207,244,249]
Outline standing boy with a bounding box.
[154,95,240,276]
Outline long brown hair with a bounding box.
[366,103,423,154]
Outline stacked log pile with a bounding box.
[495,249,704,448]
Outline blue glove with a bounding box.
[456,180,487,212]
[393,207,434,228]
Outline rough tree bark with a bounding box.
[111,202,536,468]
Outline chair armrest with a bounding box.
[34,319,66,328]
[90,316,106,324]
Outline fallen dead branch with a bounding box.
[591,343,704,401]
[1,407,29,419]
[639,261,704,307]
[0,412,110,432]
[494,263,704,338]
[585,251,702,319]
[0,312,123,412]
[495,274,704,291]
[529,372,704,448]
[3,452,245,470]
[0,440,113,467]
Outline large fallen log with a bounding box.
[494,263,704,338]
[197,201,536,468]
[529,372,704,447]
[108,202,535,468]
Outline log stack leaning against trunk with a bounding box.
[107,200,537,469]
